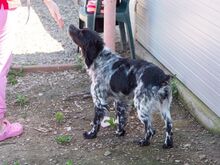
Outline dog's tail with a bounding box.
[160,74,173,86]
[158,81,172,101]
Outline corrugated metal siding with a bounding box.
[136,0,220,117]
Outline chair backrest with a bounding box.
[93,0,131,15]
[92,0,103,30]
[119,0,131,12]
[92,0,131,30]
[120,0,130,6]
[95,0,103,14]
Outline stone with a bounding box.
[104,150,111,156]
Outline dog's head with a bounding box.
[69,24,104,68]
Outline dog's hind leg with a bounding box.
[158,86,173,149]
[134,91,155,146]
[114,100,127,136]
[162,113,173,149]
[137,112,155,146]
[160,103,173,149]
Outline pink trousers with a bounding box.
[0,7,17,119]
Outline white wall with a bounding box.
[136,0,220,117]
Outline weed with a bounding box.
[55,111,64,123]
[75,54,84,71]
[104,117,117,128]
[66,160,73,165]
[7,69,24,85]
[8,74,18,85]
[15,94,28,106]
[171,76,178,98]
[55,135,72,144]
[13,161,20,165]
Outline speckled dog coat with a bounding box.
[69,24,174,148]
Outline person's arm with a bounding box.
[43,0,64,28]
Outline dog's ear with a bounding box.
[83,46,97,67]
[82,38,104,68]
[95,39,104,52]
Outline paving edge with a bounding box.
[11,64,80,73]
[176,79,220,134]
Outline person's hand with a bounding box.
[44,0,64,29]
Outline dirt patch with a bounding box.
[0,69,219,165]
[0,0,219,164]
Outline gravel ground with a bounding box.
[0,0,220,165]
[1,70,220,165]
[13,0,124,66]
[13,0,79,65]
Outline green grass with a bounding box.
[7,69,24,85]
[171,76,179,98]
[55,135,72,145]
[55,111,64,123]
[66,160,73,165]
[15,94,28,106]
[8,74,18,85]
[75,54,84,71]
[104,117,117,128]
[13,161,20,165]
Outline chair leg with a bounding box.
[118,22,127,51]
[125,18,135,59]
[86,16,95,30]
[79,19,84,29]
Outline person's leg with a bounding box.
[0,7,23,141]
[0,55,12,120]
[0,7,15,119]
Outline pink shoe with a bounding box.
[0,119,23,142]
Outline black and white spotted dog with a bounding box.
[69,24,173,148]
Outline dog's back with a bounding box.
[88,49,171,99]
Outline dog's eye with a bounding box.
[80,29,86,34]
[79,30,85,37]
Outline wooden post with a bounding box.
[104,0,116,52]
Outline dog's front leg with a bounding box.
[115,101,127,136]
[83,105,106,139]
[84,82,108,139]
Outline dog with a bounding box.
[69,24,173,148]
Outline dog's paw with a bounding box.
[83,131,97,139]
[162,136,173,149]
[138,139,150,147]
[162,143,173,149]
[115,130,126,137]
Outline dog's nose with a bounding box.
[69,24,79,33]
